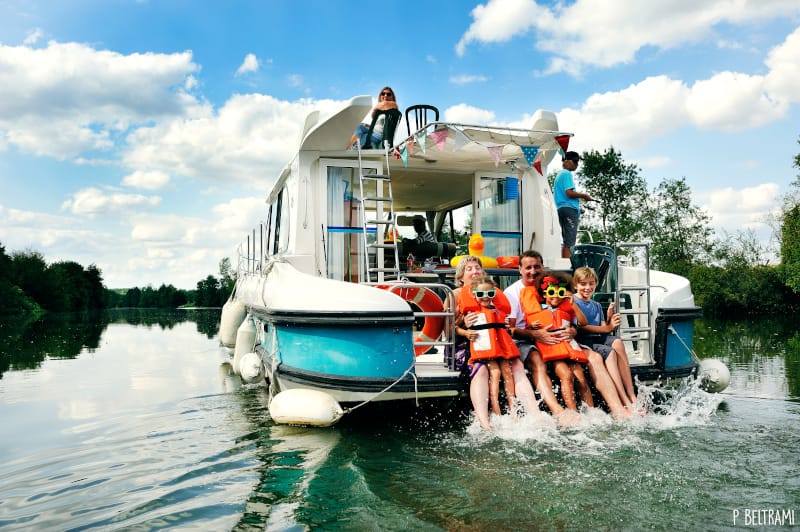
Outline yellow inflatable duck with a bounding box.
[450,233,498,268]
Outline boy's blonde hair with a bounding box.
[572,266,598,286]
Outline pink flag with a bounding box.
[488,145,503,167]
[430,128,449,151]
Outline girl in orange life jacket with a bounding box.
[524,271,594,413]
[459,275,519,418]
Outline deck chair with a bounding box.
[362,108,402,149]
[405,104,440,137]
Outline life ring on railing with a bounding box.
[376,284,445,356]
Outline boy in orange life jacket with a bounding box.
[525,271,594,413]
[463,275,519,420]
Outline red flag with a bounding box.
[555,135,570,154]
[533,160,542,176]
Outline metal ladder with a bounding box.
[614,242,653,352]
[356,143,401,282]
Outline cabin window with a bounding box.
[323,160,378,282]
[478,176,522,258]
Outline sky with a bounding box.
[1,0,799,289]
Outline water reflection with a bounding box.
[0,309,221,378]
[696,316,800,401]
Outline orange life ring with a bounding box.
[376,284,445,356]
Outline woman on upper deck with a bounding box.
[346,86,399,149]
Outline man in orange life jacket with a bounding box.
[504,250,632,420]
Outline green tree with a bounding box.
[578,147,649,244]
[642,178,715,274]
[219,257,236,297]
[779,140,800,293]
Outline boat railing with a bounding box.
[364,281,458,370]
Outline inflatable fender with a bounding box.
[220,299,246,348]
[698,358,730,393]
[239,351,266,384]
[232,316,257,375]
[269,389,344,427]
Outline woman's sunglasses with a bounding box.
[380,92,393,97]
[544,285,567,298]
[474,289,496,298]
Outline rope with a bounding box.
[667,324,699,359]
[342,360,418,414]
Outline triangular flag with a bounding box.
[400,146,408,167]
[521,146,539,166]
[430,128,449,151]
[488,145,503,167]
[555,135,570,154]
[533,160,542,176]
[415,131,427,155]
[453,129,469,151]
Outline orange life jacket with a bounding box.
[519,288,588,364]
[458,287,519,362]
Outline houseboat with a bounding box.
[219,95,728,426]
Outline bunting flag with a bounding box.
[452,129,469,151]
[430,128,449,151]
[487,145,503,167]
[533,159,543,176]
[415,131,427,155]
[400,145,408,167]
[406,136,415,155]
[555,135,570,154]
[521,145,539,167]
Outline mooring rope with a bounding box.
[342,360,418,414]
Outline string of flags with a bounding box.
[392,126,572,176]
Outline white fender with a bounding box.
[698,358,730,393]
[269,389,344,427]
[232,316,256,375]
[220,299,246,348]
[239,351,266,384]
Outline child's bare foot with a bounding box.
[556,409,581,427]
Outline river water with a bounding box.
[0,309,797,531]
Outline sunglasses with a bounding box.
[474,289,496,298]
[380,92,393,97]
[544,285,567,298]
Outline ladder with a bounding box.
[614,242,653,353]
[356,142,401,282]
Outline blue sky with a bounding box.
[1,0,799,288]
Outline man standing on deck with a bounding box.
[504,250,632,421]
[553,151,593,259]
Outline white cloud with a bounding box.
[23,28,44,45]
[287,74,304,88]
[456,0,800,74]
[0,41,202,159]
[449,74,489,84]
[122,170,171,190]
[123,94,342,185]
[235,53,259,76]
[695,183,780,234]
[62,187,161,216]
[444,103,495,124]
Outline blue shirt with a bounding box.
[553,169,580,212]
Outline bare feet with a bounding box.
[555,409,581,427]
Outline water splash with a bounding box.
[461,377,726,454]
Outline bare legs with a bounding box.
[469,363,492,430]
[585,350,632,419]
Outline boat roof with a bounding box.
[290,97,573,212]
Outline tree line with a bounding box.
[0,245,235,317]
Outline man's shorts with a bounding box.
[557,207,580,248]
